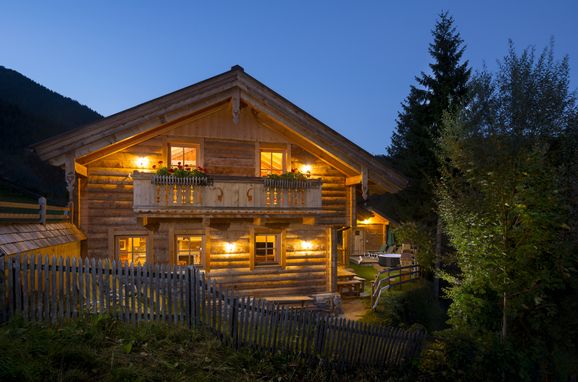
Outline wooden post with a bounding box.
[328,227,338,293]
[64,155,76,225]
[186,267,192,328]
[231,297,238,348]
[38,197,47,225]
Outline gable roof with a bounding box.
[33,66,407,193]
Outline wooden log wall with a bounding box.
[290,145,346,226]
[79,106,347,296]
[208,224,328,297]
[362,224,386,252]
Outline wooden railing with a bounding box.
[0,197,70,224]
[133,172,323,214]
[370,265,421,310]
[0,255,426,367]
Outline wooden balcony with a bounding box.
[132,172,323,217]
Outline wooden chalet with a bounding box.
[32,66,406,300]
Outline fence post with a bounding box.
[0,256,5,322]
[231,297,238,349]
[186,267,192,328]
[314,316,326,355]
[38,197,47,225]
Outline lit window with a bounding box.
[255,234,277,265]
[260,151,285,176]
[117,236,147,265]
[170,146,197,167]
[176,235,203,266]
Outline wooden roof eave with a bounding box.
[31,65,407,193]
[237,76,407,192]
[32,70,240,165]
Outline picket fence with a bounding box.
[0,255,425,367]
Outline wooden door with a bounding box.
[353,228,365,255]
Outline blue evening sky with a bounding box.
[1,1,577,154]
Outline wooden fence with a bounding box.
[0,255,425,367]
[371,265,422,310]
[0,197,70,224]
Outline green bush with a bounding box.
[419,329,530,382]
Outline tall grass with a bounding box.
[0,316,415,382]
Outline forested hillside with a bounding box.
[0,66,103,203]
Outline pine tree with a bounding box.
[387,12,471,226]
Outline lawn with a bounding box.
[348,263,403,295]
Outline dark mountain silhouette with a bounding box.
[0,66,103,203]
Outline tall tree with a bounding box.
[437,42,578,377]
[388,11,471,226]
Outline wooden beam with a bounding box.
[74,162,88,177]
[345,175,362,186]
[204,226,211,272]
[231,87,240,125]
[302,217,316,225]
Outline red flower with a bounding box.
[178,162,181,165]
[152,165,157,169]
[168,168,175,173]
[158,160,163,164]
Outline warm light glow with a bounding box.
[136,157,149,169]
[301,240,313,250]
[301,164,312,177]
[360,218,372,225]
[225,242,236,253]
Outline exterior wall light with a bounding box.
[136,157,149,169]
[225,242,236,253]
[301,240,313,250]
[300,164,312,178]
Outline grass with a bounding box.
[348,264,403,295]
[0,315,415,382]
[359,280,446,332]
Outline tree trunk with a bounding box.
[434,216,442,298]
[502,291,507,340]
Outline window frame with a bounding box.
[165,140,203,169]
[174,234,204,267]
[255,143,291,177]
[115,235,149,265]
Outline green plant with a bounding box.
[152,160,208,177]
[394,222,435,272]
[264,168,307,181]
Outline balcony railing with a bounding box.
[132,172,322,215]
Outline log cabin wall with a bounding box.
[361,223,386,252]
[79,106,348,295]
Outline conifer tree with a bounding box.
[388,12,471,226]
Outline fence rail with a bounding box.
[0,197,70,224]
[371,265,421,310]
[0,255,425,367]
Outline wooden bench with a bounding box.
[337,279,362,296]
[262,295,314,308]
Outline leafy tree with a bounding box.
[437,41,578,378]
